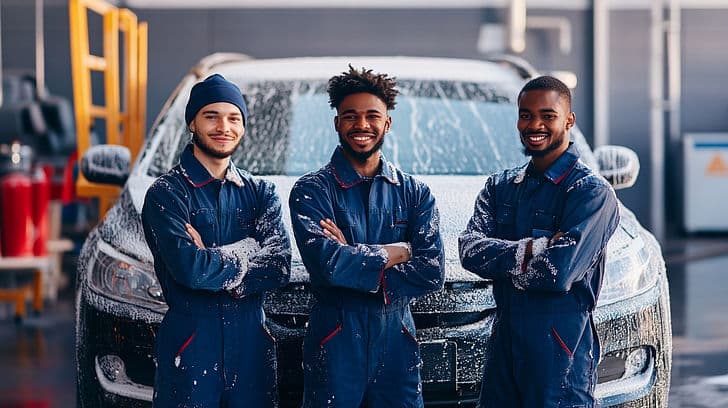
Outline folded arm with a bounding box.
[289,179,388,293]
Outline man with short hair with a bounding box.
[142,74,291,407]
[289,65,445,407]
[459,75,620,407]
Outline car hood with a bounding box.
[102,173,642,285]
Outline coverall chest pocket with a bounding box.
[334,209,358,244]
[390,208,410,242]
[190,209,216,247]
[532,210,558,239]
[495,203,516,239]
[234,207,256,240]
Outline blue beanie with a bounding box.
[184,74,248,126]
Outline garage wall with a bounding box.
[607,10,653,230]
[0,4,591,149]
[607,9,728,232]
[2,2,727,230]
[131,7,593,142]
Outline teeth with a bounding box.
[529,135,547,142]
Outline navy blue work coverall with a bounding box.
[289,146,445,408]
[141,144,291,407]
[459,144,619,408]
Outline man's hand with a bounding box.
[186,223,205,249]
[383,242,412,269]
[320,218,348,245]
[522,232,563,271]
[550,231,564,245]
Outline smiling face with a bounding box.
[334,92,391,163]
[189,102,245,160]
[517,89,575,168]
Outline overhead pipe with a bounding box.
[650,0,666,242]
[593,0,609,147]
[35,0,46,99]
[668,0,681,145]
[526,16,572,55]
[508,0,526,53]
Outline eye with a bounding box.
[519,113,531,120]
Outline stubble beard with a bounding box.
[338,132,385,163]
[521,131,566,158]
[192,132,241,160]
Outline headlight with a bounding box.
[597,232,660,306]
[87,239,166,310]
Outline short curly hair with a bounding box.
[518,75,572,108]
[327,64,398,110]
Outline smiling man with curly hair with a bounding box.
[289,65,445,407]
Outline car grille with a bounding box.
[265,280,495,330]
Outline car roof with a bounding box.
[207,56,525,85]
[147,54,525,137]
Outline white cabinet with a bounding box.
[683,133,728,232]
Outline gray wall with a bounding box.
[608,10,654,230]
[3,2,727,231]
[132,7,593,141]
[607,9,728,232]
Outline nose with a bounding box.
[353,115,370,130]
[218,118,232,134]
[525,117,545,132]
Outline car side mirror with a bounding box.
[593,145,640,190]
[80,144,131,186]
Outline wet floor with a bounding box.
[664,237,728,408]
[1,237,728,407]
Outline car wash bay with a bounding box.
[0,236,727,407]
[2,1,728,407]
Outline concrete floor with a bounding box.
[1,236,728,407]
[664,236,728,408]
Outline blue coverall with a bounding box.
[289,146,445,408]
[142,144,291,407]
[459,143,619,408]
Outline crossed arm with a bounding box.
[142,177,290,296]
[288,178,444,298]
[459,177,619,292]
[182,188,291,297]
[318,218,412,268]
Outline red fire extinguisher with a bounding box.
[32,166,50,256]
[1,172,34,257]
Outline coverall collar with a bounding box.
[330,145,399,189]
[179,143,244,188]
[515,142,580,185]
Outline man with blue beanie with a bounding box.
[142,73,291,407]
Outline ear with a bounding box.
[566,112,576,130]
[385,115,392,132]
[189,120,196,133]
[334,116,340,133]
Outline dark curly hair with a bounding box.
[518,75,571,108]
[327,64,398,110]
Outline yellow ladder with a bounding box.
[68,0,148,216]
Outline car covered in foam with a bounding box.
[75,54,671,407]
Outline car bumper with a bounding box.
[76,275,670,408]
[593,270,672,407]
[420,274,669,407]
[76,286,159,407]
